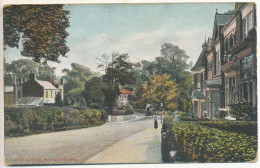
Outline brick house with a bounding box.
[191,2,256,119]
[4,71,64,106]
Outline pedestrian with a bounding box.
[154,116,158,129]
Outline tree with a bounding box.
[138,43,193,111]
[55,92,63,106]
[82,77,104,108]
[98,52,137,114]
[4,5,70,64]
[143,73,179,111]
[62,63,97,103]
[4,59,56,85]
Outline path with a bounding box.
[86,125,162,164]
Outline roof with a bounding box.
[192,91,205,99]
[120,89,131,94]
[37,80,58,90]
[191,49,206,71]
[215,14,233,26]
[16,97,44,106]
[4,86,14,93]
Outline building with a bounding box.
[191,38,211,118]
[191,3,256,119]
[4,71,64,106]
[117,88,131,106]
[221,3,257,117]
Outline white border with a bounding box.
[0,0,259,168]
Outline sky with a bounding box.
[4,3,235,75]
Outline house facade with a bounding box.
[191,3,257,119]
[4,71,64,106]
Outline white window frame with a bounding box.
[243,11,254,38]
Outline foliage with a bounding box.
[198,121,257,137]
[62,63,97,103]
[4,5,70,63]
[229,99,255,120]
[4,106,107,137]
[82,76,104,108]
[143,73,179,112]
[162,122,257,162]
[55,92,63,106]
[135,43,193,111]
[98,52,137,114]
[4,59,56,85]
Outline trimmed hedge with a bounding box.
[162,121,257,162]
[198,121,257,137]
[4,106,107,137]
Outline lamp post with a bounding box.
[161,102,163,124]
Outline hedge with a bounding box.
[198,121,257,137]
[162,121,257,162]
[4,106,107,137]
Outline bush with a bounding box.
[162,121,257,163]
[4,106,106,137]
[198,121,257,137]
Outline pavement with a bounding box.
[4,113,163,165]
[86,125,162,164]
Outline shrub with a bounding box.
[198,121,257,137]
[4,106,106,137]
[162,122,257,162]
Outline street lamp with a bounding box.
[161,102,163,124]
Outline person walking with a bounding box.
[154,116,158,129]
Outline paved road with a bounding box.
[86,125,162,164]
[5,115,162,165]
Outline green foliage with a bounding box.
[4,5,70,63]
[199,121,257,137]
[229,100,255,120]
[55,92,63,106]
[134,43,193,112]
[82,77,104,108]
[4,59,56,85]
[62,63,97,103]
[98,52,137,114]
[4,106,107,137]
[162,122,257,162]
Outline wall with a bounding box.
[108,114,136,122]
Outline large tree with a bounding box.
[82,77,104,108]
[62,63,97,103]
[4,5,70,64]
[137,43,193,111]
[4,59,56,85]
[98,53,137,114]
[144,73,179,111]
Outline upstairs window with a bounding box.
[243,11,254,38]
[215,50,221,75]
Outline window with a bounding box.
[241,55,253,79]
[196,73,201,90]
[215,50,220,75]
[51,91,53,97]
[46,91,48,98]
[18,91,21,99]
[243,11,254,37]
[229,77,236,103]
[208,60,213,80]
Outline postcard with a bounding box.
[0,0,259,168]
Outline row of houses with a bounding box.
[4,70,133,107]
[191,3,257,119]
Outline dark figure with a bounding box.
[154,116,158,129]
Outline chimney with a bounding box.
[29,70,36,81]
[46,74,51,82]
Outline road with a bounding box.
[4,114,162,165]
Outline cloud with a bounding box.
[51,27,206,75]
